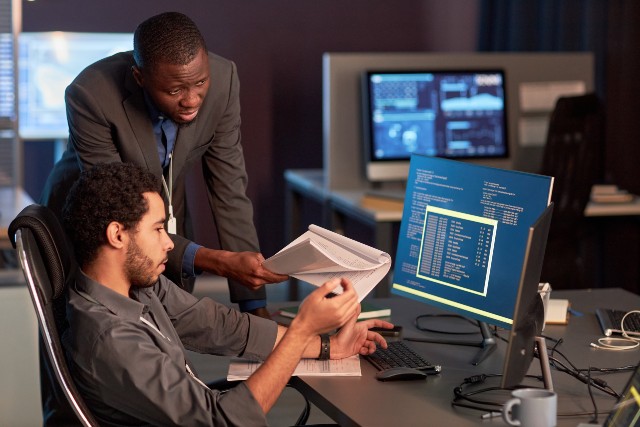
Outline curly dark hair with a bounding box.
[133,11,207,72]
[62,162,162,267]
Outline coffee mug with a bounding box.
[503,388,557,427]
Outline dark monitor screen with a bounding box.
[362,70,508,181]
[18,32,133,140]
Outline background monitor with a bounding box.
[361,70,509,183]
[18,32,133,140]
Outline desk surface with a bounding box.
[585,198,640,217]
[284,288,640,427]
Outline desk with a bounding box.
[585,198,640,217]
[284,288,640,427]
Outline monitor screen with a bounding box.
[18,32,133,140]
[392,154,552,330]
[361,70,509,182]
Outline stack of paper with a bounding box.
[263,225,391,301]
[591,184,635,203]
[545,299,570,325]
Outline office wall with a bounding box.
[21,0,479,256]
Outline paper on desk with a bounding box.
[227,355,361,381]
[263,224,391,301]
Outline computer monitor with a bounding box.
[18,32,133,140]
[361,70,509,183]
[392,154,553,385]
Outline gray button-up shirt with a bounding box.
[63,271,278,426]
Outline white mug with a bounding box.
[503,388,557,427]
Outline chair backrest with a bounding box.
[8,204,99,427]
[540,92,604,228]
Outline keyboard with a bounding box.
[364,340,441,373]
[595,308,640,337]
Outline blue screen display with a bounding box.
[364,70,508,162]
[18,32,132,139]
[392,155,552,329]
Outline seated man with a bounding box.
[61,162,392,426]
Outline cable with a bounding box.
[590,310,640,351]
[547,355,619,398]
[586,367,599,425]
[450,373,602,418]
[590,338,639,351]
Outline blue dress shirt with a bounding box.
[145,96,265,310]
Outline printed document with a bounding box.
[227,355,361,380]
[263,224,391,300]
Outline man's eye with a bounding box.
[196,80,205,86]
[169,89,181,95]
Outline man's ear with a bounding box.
[131,65,144,87]
[105,221,127,249]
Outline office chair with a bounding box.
[8,204,99,427]
[539,93,604,289]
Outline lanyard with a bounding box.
[161,152,177,234]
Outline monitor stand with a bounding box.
[535,336,554,391]
[406,320,497,366]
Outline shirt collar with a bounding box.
[75,270,151,322]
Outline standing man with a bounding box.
[60,162,391,426]
[40,11,282,316]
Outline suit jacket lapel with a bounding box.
[171,119,199,178]
[123,70,163,177]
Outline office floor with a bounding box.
[190,274,335,426]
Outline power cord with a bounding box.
[545,351,620,398]
[451,373,599,418]
[586,367,599,425]
[591,310,640,350]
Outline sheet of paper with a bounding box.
[227,355,361,381]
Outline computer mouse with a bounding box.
[375,367,428,382]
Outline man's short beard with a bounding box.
[178,117,196,128]
[124,236,158,288]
